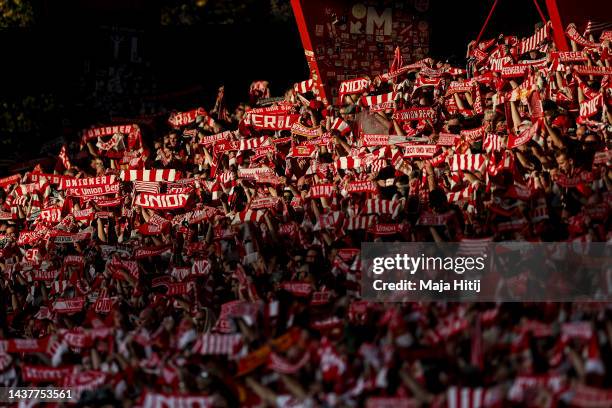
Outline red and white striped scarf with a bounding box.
[363,134,429,147]
[483,133,505,153]
[363,199,401,217]
[443,386,500,408]
[336,157,362,170]
[360,91,396,107]
[517,23,551,55]
[344,215,374,230]
[243,113,300,130]
[133,180,161,194]
[0,173,21,189]
[565,23,600,48]
[66,183,119,198]
[314,211,342,231]
[81,124,138,144]
[402,144,438,158]
[234,209,265,224]
[280,282,313,297]
[199,130,234,147]
[288,144,317,158]
[579,93,604,119]
[53,297,86,314]
[192,334,242,356]
[489,56,513,72]
[294,79,314,94]
[437,133,460,146]
[120,169,181,182]
[59,175,116,190]
[249,196,280,210]
[447,182,479,203]
[446,81,474,96]
[310,183,335,198]
[392,107,436,121]
[574,66,612,76]
[217,170,236,188]
[239,136,269,151]
[72,208,94,222]
[135,244,172,259]
[553,51,588,62]
[96,133,123,151]
[338,77,371,99]
[346,180,377,194]
[501,65,528,78]
[414,76,443,89]
[237,167,275,180]
[291,122,323,138]
[37,207,62,224]
[367,223,406,236]
[168,107,209,128]
[21,365,76,384]
[331,117,352,136]
[507,120,541,149]
[449,154,486,172]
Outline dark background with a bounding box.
[0,0,544,164]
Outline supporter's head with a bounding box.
[542,99,558,120]
[445,114,463,134]
[555,149,573,173]
[5,224,16,239]
[429,188,448,213]
[485,91,495,108]
[90,158,105,175]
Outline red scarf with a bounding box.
[120,169,181,182]
[59,175,116,190]
[402,144,438,158]
[199,130,234,146]
[135,244,172,259]
[565,23,600,48]
[508,120,541,149]
[168,107,208,128]
[21,365,76,384]
[346,180,377,194]
[338,77,371,99]
[243,113,299,130]
[66,183,119,198]
[574,66,612,76]
[82,124,138,144]
[0,174,21,189]
[392,107,436,121]
[135,193,190,209]
[53,297,86,314]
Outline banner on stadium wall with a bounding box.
[291,0,431,104]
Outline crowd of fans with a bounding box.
[0,20,611,407]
